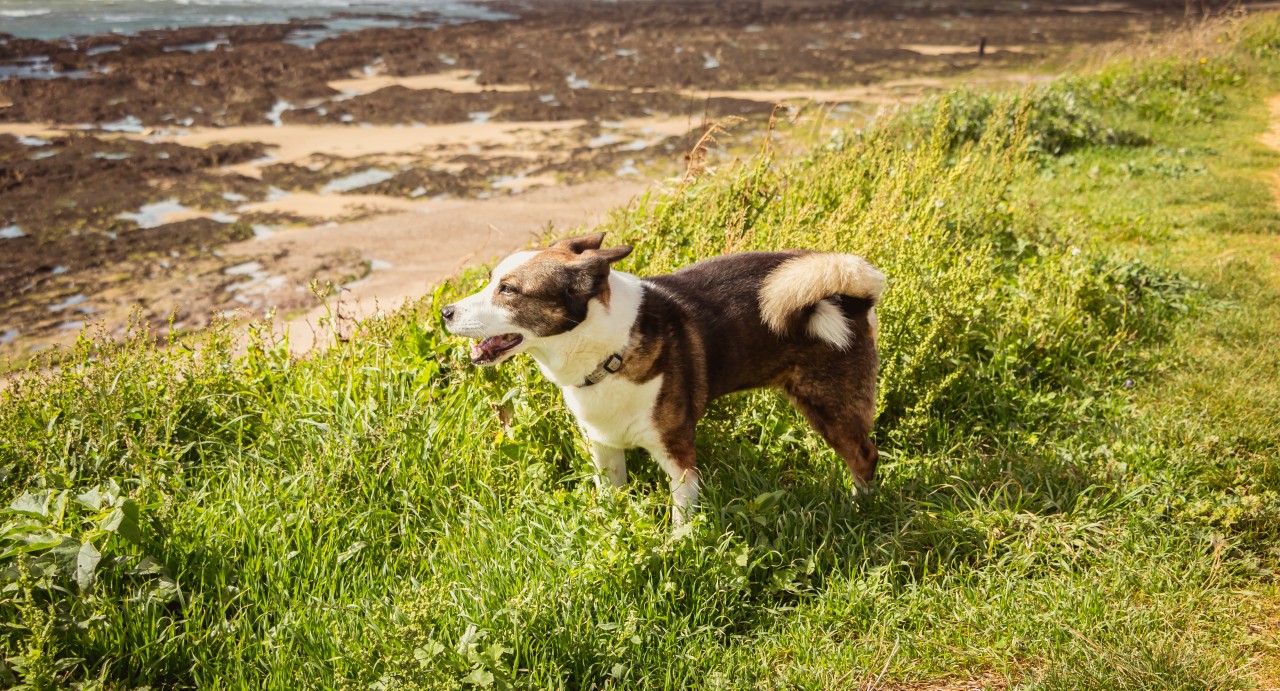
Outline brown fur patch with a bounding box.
[616,251,881,484]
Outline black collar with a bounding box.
[579,352,624,387]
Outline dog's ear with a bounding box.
[562,245,631,322]
[550,232,606,254]
[568,244,632,290]
[585,244,633,265]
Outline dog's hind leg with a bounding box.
[784,375,879,491]
[590,441,627,489]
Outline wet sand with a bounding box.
[232,178,649,354]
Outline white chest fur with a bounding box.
[560,375,663,450]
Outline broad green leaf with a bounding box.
[752,490,786,513]
[75,487,103,512]
[49,537,81,576]
[99,508,123,533]
[129,555,169,576]
[413,641,445,668]
[99,504,141,544]
[461,668,494,687]
[480,643,507,666]
[17,529,63,550]
[7,491,51,518]
[0,529,64,559]
[457,624,482,655]
[146,575,182,605]
[0,519,46,541]
[75,541,101,591]
[118,499,142,543]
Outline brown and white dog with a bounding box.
[441,233,885,523]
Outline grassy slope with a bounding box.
[3,15,1280,691]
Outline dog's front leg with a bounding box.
[651,440,699,525]
[590,441,627,489]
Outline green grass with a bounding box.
[4,14,1280,690]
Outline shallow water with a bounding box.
[0,1,512,41]
[115,199,190,229]
[320,168,396,194]
[48,294,88,312]
[100,115,145,133]
[0,55,89,80]
[163,37,230,53]
[265,101,292,127]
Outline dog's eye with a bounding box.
[498,283,518,296]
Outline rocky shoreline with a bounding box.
[0,0,1200,363]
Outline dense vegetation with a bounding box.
[3,14,1280,690]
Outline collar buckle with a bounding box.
[581,352,624,387]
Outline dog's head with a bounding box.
[441,232,633,365]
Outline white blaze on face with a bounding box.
[447,250,540,339]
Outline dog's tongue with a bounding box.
[472,334,521,361]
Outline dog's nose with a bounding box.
[441,304,456,322]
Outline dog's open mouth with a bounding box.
[471,333,523,364]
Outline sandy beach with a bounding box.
[0,0,1208,363]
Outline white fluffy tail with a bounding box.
[759,253,886,350]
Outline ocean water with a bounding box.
[0,0,510,41]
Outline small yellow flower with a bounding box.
[1200,57,1208,64]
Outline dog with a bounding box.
[441,233,885,523]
